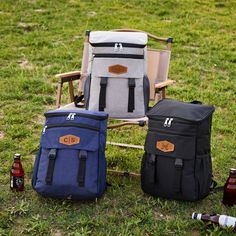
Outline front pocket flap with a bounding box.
[145,131,195,159]
[92,57,144,78]
[40,127,99,151]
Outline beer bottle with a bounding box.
[10,153,24,191]
[223,168,236,206]
[192,213,236,230]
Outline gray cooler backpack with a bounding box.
[84,31,150,118]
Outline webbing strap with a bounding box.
[99,77,108,111]
[210,179,224,193]
[74,95,84,108]
[45,149,57,185]
[147,154,157,184]
[78,150,88,187]
[173,158,183,193]
[128,78,135,112]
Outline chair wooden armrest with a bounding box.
[55,70,81,108]
[55,70,81,80]
[155,79,175,89]
[154,79,175,102]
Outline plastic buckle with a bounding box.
[48,149,57,160]
[174,158,183,169]
[128,78,135,88]
[100,77,107,86]
[79,150,87,160]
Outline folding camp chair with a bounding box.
[55,29,174,175]
[55,29,174,137]
[56,29,174,114]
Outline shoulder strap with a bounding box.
[78,150,88,187]
[45,149,57,185]
[210,179,224,193]
[74,95,85,108]
[128,78,136,112]
[173,158,183,193]
[99,77,108,111]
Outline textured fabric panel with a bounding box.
[93,47,144,55]
[88,76,145,118]
[141,100,214,201]
[147,99,215,122]
[89,31,147,45]
[92,57,144,78]
[32,109,108,200]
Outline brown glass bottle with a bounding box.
[192,213,236,230]
[10,153,24,191]
[223,168,236,206]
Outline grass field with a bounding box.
[0,0,236,235]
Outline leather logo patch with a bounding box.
[156,140,175,152]
[59,135,80,146]
[108,64,128,74]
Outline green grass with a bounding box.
[0,0,236,235]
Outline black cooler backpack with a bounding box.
[141,99,215,201]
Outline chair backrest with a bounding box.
[147,49,171,100]
[79,29,172,101]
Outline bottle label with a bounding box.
[227,184,236,190]
[219,215,236,228]
[10,176,24,189]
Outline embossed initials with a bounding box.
[156,140,175,152]
[59,135,80,146]
[108,64,128,74]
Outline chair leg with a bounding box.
[160,87,166,99]
[56,80,63,108]
[155,87,166,102]
[106,141,144,150]
[68,81,75,103]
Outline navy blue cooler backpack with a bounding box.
[32,109,108,200]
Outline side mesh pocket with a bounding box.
[195,154,211,199]
[84,74,91,109]
[32,148,42,188]
[143,75,150,113]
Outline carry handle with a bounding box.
[112,29,173,44]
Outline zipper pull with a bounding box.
[164,118,169,127]
[42,125,47,134]
[67,113,76,120]
[119,43,123,51]
[114,43,118,52]
[70,113,76,120]
[168,118,173,127]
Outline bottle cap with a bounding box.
[230,168,236,174]
[192,213,201,220]
[192,213,197,219]
[14,153,21,159]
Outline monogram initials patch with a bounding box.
[156,140,175,152]
[108,64,128,74]
[59,135,80,146]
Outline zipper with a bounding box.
[45,112,108,120]
[93,53,144,59]
[149,116,194,125]
[148,128,194,137]
[90,42,146,48]
[43,123,100,134]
